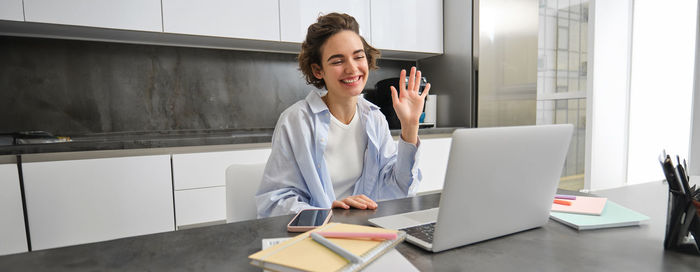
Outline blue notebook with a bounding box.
[550,200,650,230]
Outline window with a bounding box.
[537,0,589,190]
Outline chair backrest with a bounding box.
[225,163,266,223]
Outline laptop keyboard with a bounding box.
[401,222,436,244]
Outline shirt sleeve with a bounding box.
[396,136,423,195]
[255,112,315,218]
[372,114,423,200]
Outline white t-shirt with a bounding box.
[324,107,368,200]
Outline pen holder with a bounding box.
[664,190,700,255]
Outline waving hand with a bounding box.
[390,66,431,144]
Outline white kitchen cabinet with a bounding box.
[370,0,443,53]
[0,0,24,21]
[162,0,280,41]
[279,0,371,43]
[415,137,451,194]
[0,163,28,255]
[172,148,271,190]
[174,187,225,228]
[23,0,162,32]
[172,148,270,228]
[22,155,174,251]
[2,0,443,59]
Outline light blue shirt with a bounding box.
[256,90,422,218]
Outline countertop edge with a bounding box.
[1,127,460,157]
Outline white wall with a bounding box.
[586,0,634,191]
[587,0,698,190]
[627,0,697,184]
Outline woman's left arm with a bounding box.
[390,66,431,145]
[371,116,422,199]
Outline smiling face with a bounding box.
[312,30,369,99]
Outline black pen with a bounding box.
[676,156,692,197]
[662,155,682,192]
[680,157,695,196]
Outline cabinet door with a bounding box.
[370,0,443,53]
[415,137,451,194]
[0,0,24,21]
[172,148,271,190]
[279,0,371,43]
[22,155,174,251]
[172,148,270,227]
[163,0,280,41]
[174,187,225,228]
[0,163,28,255]
[23,0,162,32]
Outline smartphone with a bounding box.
[287,208,332,232]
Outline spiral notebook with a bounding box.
[249,223,406,272]
[261,239,418,272]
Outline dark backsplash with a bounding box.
[0,36,412,135]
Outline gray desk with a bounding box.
[1,181,698,271]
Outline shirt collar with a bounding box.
[305,89,380,114]
[306,90,329,114]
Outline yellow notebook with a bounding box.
[249,223,406,272]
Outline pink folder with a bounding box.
[551,196,608,215]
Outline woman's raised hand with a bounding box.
[390,66,430,144]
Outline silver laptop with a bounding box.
[369,124,573,252]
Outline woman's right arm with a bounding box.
[255,112,315,218]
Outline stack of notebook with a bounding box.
[549,195,650,230]
[249,223,408,272]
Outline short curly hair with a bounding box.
[298,13,380,89]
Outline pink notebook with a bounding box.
[551,196,608,215]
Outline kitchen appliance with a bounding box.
[424,94,438,124]
[364,76,429,129]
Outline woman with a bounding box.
[256,13,430,217]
